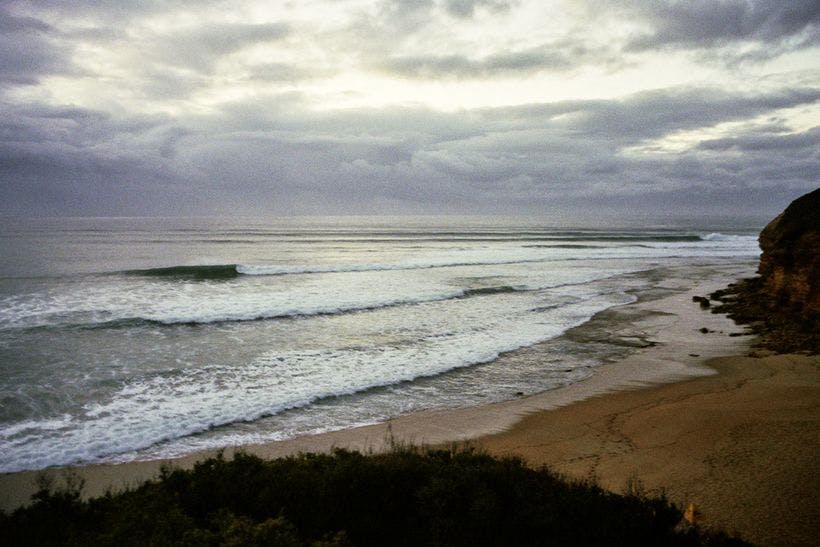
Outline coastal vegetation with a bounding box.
[0,446,747,546]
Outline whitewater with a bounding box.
[0,216,761,472]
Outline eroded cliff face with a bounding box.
[707,189,819,353]
[758,188,820,317]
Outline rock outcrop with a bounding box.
[709,188,819,354]
[757,188,820,317]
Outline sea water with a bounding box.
[0,216,762,472]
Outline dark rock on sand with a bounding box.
[692,296,711,308]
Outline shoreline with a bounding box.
[1,263,758,510]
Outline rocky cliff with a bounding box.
[757,188,820,317]
[709,188,819,354]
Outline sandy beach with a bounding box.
[2,267,818,545]
[477,352,820,546]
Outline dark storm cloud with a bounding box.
[0,102,185,212]
[379,0,434,17]
[381,40,611,78]
[622,0,820,51]
[244,63,320,82]
[0,6,67,85]
[0,9,50,32]
[156,22,291,73]
[148,86,817,215]
[0,105,229,216]
[482,87,820,143]
[366,1,616,78]
[562,88,820,143]
[697,126,820,152]
[377,0,513,21]
[2,0,197,22]
[375,0,435,33]
[403,87,820,205]
[2,84,818,216]
[371,0,820,79]
[443,0,513,19]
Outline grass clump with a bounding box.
[1,447,747,546]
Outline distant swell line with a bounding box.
[461,286,519,297]
[121,258,552,280]
[40,285,530,331]
[522,244,604,249]
[123,264,240,280]
[239,259,553,276]
[117,233,752,281]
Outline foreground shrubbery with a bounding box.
[1,447,747,546]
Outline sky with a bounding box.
[1,0,818,218]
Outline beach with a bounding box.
[477,352,819,546]
[4,264,817,544]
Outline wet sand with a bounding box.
[2,266,818,544]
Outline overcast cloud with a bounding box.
[0,0,817,218]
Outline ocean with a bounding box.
[0,216,762,473]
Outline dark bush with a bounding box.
[0,447,748,546]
